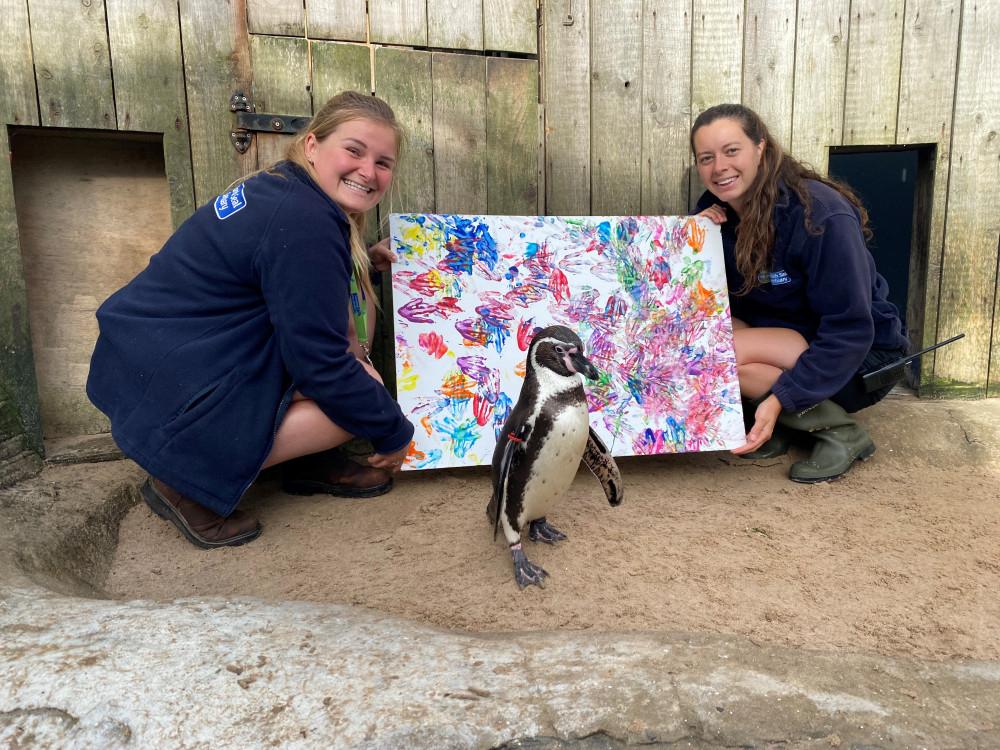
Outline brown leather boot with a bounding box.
[141,477,261,549]
[281,448,393,498]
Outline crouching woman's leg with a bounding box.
[269,293,406,497]
[140,393,362,551]
[731,320,808,457]
[778,346,905,483]
[265,389,400,498]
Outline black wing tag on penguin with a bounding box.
[487,325,624,590]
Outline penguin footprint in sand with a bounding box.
[487,325,623,589]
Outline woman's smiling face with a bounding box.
[304,118,397,214]
[692,117,765,216]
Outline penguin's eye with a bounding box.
[554,345,565,354]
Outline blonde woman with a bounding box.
[88,92,414,548]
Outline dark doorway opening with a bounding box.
[828,148,916,327]
[828,145,935,387]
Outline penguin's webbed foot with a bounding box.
[510,542,549,589]
[528,517,567,545]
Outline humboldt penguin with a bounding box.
[487,325,624,589]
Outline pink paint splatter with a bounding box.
[418,331,448,359]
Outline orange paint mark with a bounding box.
[440,371,477,400]
[686,218,706,253]
[693,280,716,313]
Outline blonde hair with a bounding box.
[284,91,406,304]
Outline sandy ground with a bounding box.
[104,394,1000,663]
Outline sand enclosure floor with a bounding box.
[107,397,1000,663]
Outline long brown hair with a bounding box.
[690,103,871,294]
[284,91,406,304]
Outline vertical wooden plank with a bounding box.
[842,0,904,146]
[591,0,642,215]
[0,0,40,452]
[935,2,1000,397]
[484,0,536,54]
[179,0,256,206]
[0,0,39,126]
[311,41,371,106]
[486,57,538,215]
[536,102,546,213]
[790,0,849,173]
[642,0,692,216]
[28,0,116,129]
[369,0,427,46]
[691,0,743,115]
[542,0,590,215]
[742,0,796,149]
[309,41,377,248]
[373,46,434,391]
[991,234,1000,398]
[898,0,960,145]
[897,0,961,388]
[307,0,367,42]
[374,47,435,215]
[107,0,196,228]
[428,0,483,50]
[248,35,312,170]
[0,127,42,454]
[247,0,304,36]
[690,0,742,201]
[431,53,487,214]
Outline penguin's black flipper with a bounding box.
[583,426,624,507]
[492,422,531,540]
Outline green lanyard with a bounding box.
[349,268,369,357]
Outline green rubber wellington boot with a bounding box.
[740,392,793,459]
[778,399,876,483]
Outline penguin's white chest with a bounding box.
[517,404,590,527]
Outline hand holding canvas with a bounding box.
[732,393,782,455]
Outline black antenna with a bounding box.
[861,334,965,393]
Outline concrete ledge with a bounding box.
[2,586,999,749]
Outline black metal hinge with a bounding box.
[229,91,309,154]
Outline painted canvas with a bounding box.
[389,214,744,470]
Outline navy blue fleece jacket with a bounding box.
[87,161,413,515]
[695,179,908,411]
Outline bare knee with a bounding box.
[733,326,808,370]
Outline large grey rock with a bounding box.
[2,397,999,749]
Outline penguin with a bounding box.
[487,324,624,589]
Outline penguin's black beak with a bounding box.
[567,349,599,380]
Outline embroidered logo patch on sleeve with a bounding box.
[214,184,247,220]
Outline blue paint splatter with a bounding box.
[433,216,499,277]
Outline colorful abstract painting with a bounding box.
[389,214,744,470]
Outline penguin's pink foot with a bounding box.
[510,542,549,589]
[528,517,567,545]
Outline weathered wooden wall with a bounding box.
[0,0,539,469]
[542,0,1000,398]
[1,0,998,475]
